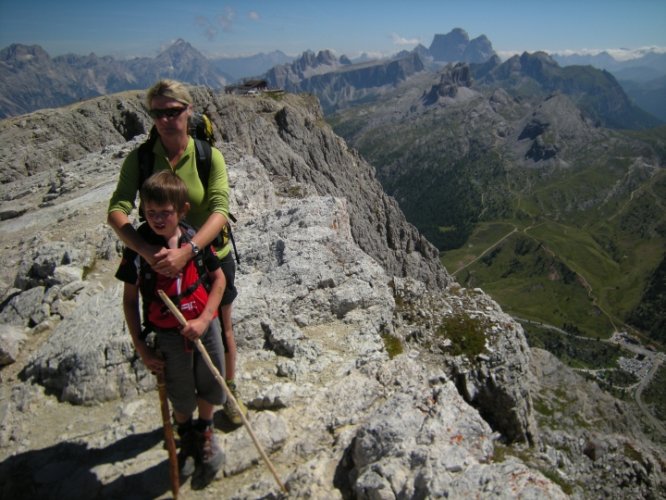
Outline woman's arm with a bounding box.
[108,211,162,266]
[107,151,163,266]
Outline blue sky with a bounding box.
[1,0,665,60]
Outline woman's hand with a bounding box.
[152,245,191,276]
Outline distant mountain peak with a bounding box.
[428,28,496,63]
[0,43,52,65]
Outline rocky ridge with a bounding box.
[0,90,664,498]
[0,40,226,119]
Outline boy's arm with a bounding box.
[123,283,164,373]
[180,268,226,340]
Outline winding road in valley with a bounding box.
[518,317,666,436]
[449,223,665,435]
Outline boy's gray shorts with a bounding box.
[156,318,226,415]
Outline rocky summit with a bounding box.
[0,90,664,498]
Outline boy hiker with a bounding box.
[115,170,226,489]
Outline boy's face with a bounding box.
[143,201,181,238]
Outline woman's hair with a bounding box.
[140,170,189,212]
[145,79,193,109]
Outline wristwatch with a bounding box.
[189,241,200,256]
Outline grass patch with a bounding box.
[538,467,574,496]
[436,313,487,357]
[492,443,574,495]
[381,333,404,359]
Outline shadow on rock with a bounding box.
[0,428,175,499]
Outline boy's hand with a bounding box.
[137,345,165,374]
[181,318,208,341]
[152,246,190,276]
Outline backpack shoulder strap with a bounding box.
[193,138,212,192]
[179,222,211,293]
[137,130,159,189]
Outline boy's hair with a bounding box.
[140,170,189,212]
[145,79,193,109]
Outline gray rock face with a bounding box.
[298,53,426,114]
[347,360,565,499]
[0,90,663,499]
[392,277,538,445]
[264,49,347,90]
[0,325,26,366]
[21,286,153,404]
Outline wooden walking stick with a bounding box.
[157,290,288,493]
[156,366,180,499]
[144,331,180,499]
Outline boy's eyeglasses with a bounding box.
[148,107,187,119]
[145,209,177,220]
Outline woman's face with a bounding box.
[150,95,191,139]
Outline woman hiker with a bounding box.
[107,79,247,426]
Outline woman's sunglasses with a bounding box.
[149,107,188,119]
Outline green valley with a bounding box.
[330,55,666,347]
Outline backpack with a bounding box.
[137,112,240,263]
[139,222,211,335]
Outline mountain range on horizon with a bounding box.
[1,28,666,120]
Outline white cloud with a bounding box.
[497,46,666,62]
[391,33,420,47]
[602,46,666,61]
[217,6,236,32]
[248,10,260,22]
[195,16,218,42]
[547,46,666,61]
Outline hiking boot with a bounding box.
[177,427,197,479]
[224,381,248,425]
[191,425,224,490]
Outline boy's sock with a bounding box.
[176,417,194,436]
[196,418,214,432]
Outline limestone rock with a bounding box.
[0,324,27,366]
